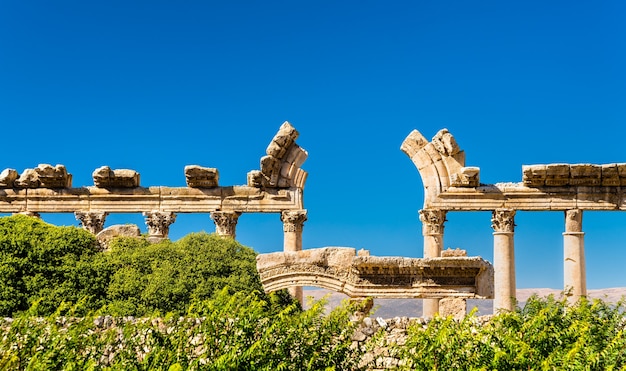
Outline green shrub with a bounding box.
[390,294,626,371]
[0,215,101,316]
[0,290,368,371]
[99,232,277,316]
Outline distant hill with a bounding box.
[303,287,626,318]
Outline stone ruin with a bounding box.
[6,124,610,318]
[402,127,626,316]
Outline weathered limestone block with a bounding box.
[570,164,601,186]
[431,129,460,156]
[522,164,546,187]
[545,164,570,186]
[96,224,142,251]
[93,166,140,188]
[400,130,429,159]
[14,168,40,188]
[266,121,299,159]
[248,121,308,189]
[441,248,467,257]
[618,164,626,186]
[601,164,620,186]
[0,168,18,188]
[184,165,219,188]
[439,298,467,321]
[34,164,72,188]
[450,167,480,187]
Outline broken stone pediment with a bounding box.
[184,165,219,188]
[248,121,308,189]
[93,166,140,188]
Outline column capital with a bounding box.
[75,211,108,234]
[143,211,176,242]
[210,211,241,238]
[565,209,583,232]
[280,210,308,232]
[419,208,447,235]
[491,209,516,233]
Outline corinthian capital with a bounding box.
[491,209,516,233]
[419,209,447,235]
[75,211,108,234]
[143,211,176,240]
[211,211,241,238]
[280,210,308,232]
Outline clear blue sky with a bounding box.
[1,1,625,289]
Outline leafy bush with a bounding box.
[0,290,368,371]
[99,232,279,316]
[0,215,292,317]
[0,215,101,316]
[389,294,626,370]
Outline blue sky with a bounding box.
[1,1,625,289]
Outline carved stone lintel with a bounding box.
[280,210,308,232]
[491,209,516,233]
[419,209,447,236]
[143,211,176,241]
[210,211,241,238]
[75,211,108,234]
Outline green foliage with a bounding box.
[0,290,367,370]
[390,294,626,371]
[99,232,270,316]
[0,215,101,316]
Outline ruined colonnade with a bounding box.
[403,128,615,315]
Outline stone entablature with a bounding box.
[256,247,494,299]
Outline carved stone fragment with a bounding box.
[441,248,467,257]
[143,211,176,242]
[0,168,18,188]
[522,165,547,187]
[450,166,480,187]
[184,165,219,188]
[248,121,308,189]
[545,164,570,186]
[256,247,494,299]
[569,164,601,186]
[14,168,40,188]
[431,128,460,156]
[75,211,108,234]
[35,164,72,188]
[601,164,620,186]
[93,166,140,188]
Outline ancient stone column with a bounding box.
[210,211,241,239]
[419,208,447,318]
[492,209,516,313]
[563,209,586,302]
[280,210,308,304]
[143,211,176,243]
[74,211,108,234]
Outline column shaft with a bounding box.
[419,209,446,318]
[564,209,586,301]
[492,209,516,313]
[281,210,308,304]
